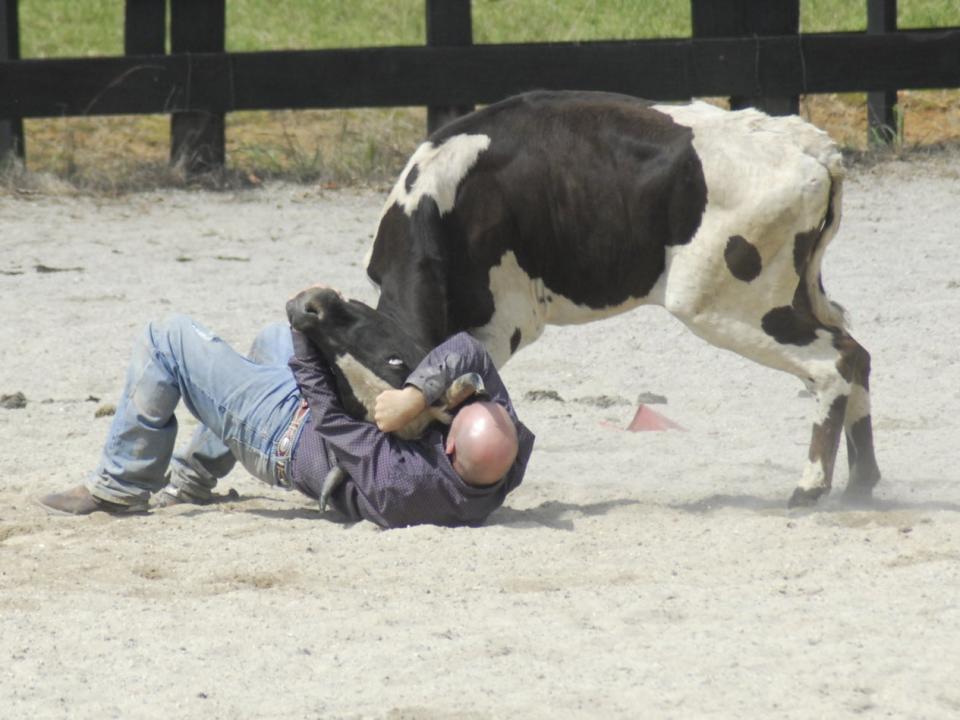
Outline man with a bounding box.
[39,295,535,528]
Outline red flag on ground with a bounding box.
[626,404,685,432]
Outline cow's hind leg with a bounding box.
[835,335,881,504]
[668,301,869,507]
[784,327,859,508]
[757,323,856,507]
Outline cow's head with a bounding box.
[286,287,429,422]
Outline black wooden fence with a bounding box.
[2,0,958,172]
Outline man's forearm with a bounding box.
[374,386,427,432]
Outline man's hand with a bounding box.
[374,386,427,433]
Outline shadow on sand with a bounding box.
[489,498,644,531]
[168,492,345,523]
[174,497,643,530]
[672,491,960,516]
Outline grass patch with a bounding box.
[19,0,960,57]
[802,0,960,31]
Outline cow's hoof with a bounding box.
[787,486,825,508]
[445,372,486,408]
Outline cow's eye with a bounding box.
[386,356,405,367]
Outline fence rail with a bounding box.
[2,0,958,172]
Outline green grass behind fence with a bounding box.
[9,1,960,192]
[17,0,960,58]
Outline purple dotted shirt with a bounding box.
[286,330,535,529]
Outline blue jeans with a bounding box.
[87,316,302,507]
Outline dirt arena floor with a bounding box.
[2,150,959,719]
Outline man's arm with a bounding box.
[288,329,397,517]
[374,386,427,433]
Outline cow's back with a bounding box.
[368,90,842,361]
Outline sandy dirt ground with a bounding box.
[2,151,960,719]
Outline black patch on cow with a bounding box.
[724,235,762,282]
[368,198,458,348]
[444,91,709,310]
[367,204,406,288]
[404,164,419,194]
[845,415,881,491]
[761,306,817,346]
[510,328,522,355]
[793,228,819,275]
[833,334,871,388]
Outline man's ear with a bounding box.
[445,433,456,456]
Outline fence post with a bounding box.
[125,0,166,56]
[867,0,898,145]
[0,0,24,163]
[170,0,225,172]
[426,0,474,135]
[690,0,800,115]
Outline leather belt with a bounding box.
[275,398,310,488]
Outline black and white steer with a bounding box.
[365,90,880,507]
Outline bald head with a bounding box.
[445,401,519,487]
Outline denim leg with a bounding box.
[89,316,300,506]
[167,323,295,500]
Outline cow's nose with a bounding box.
[286,291,324,329]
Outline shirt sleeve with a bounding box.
[404,331,513,415]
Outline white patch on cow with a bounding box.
[541,284,653,326]
[845,386,871,427]
[468,251,543,367]
[470,251,654,367]
[334,353,391,423]
[380,133,491,219]
[652,101,838,353]
[366,134,491,291]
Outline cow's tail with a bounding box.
[804,141,848,330]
